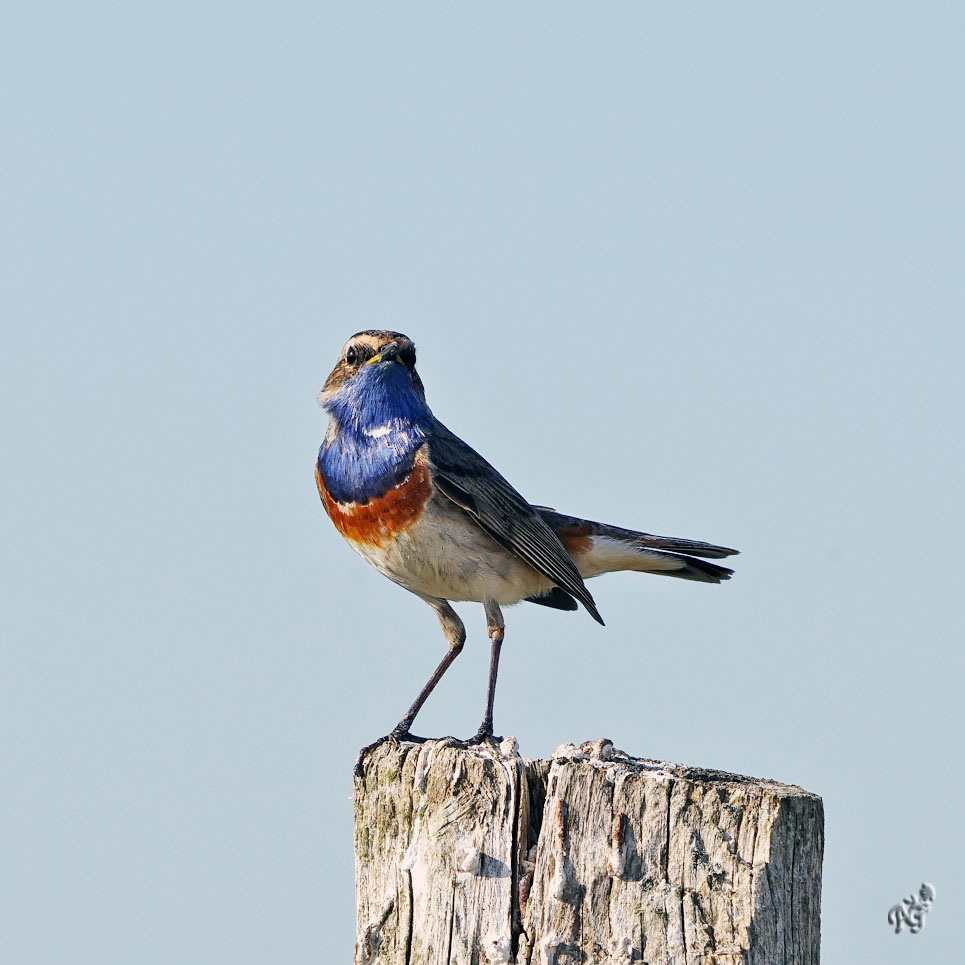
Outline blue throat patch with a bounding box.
[318,361,434,504]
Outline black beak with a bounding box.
[373,341,401,364]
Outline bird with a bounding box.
[315,330,737,771]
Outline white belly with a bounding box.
[348,498,554,605]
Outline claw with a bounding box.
[354,728,429,778]
[465,725,503,747]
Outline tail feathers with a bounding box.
[537,509,737,584]
[632,548,735,583]
[583,521,738,559]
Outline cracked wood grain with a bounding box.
[354,740,823,965]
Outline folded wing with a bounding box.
[427,422,604,624]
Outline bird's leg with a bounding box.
[355,601,466,776]
[468,601,505,745]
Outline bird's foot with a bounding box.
[354,725,429,778]
[465,724,503,747]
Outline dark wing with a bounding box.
[427,421,604,624]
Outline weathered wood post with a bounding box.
[354,738,823,965]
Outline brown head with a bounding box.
[319,330,426,404]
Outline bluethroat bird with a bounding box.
[316,331,737,772]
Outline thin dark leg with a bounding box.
[468,602,505,744]
[354,641,464,776]
[392,643,464,738]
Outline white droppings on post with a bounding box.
[399,836,419,874]
[549,862,568,901]
[454,838,482,876]
[551,741,586,760]
[580,737,616,761]
[482,930,512,964]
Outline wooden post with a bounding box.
[354,739,823,965]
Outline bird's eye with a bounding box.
[345,346,359,365]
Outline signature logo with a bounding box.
[887,882,936,934]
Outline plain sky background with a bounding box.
[2,2,962,962]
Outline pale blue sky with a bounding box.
[2,3,962,962]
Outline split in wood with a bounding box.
[355,739,823,964]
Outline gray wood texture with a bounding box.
[354,739,823,965]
